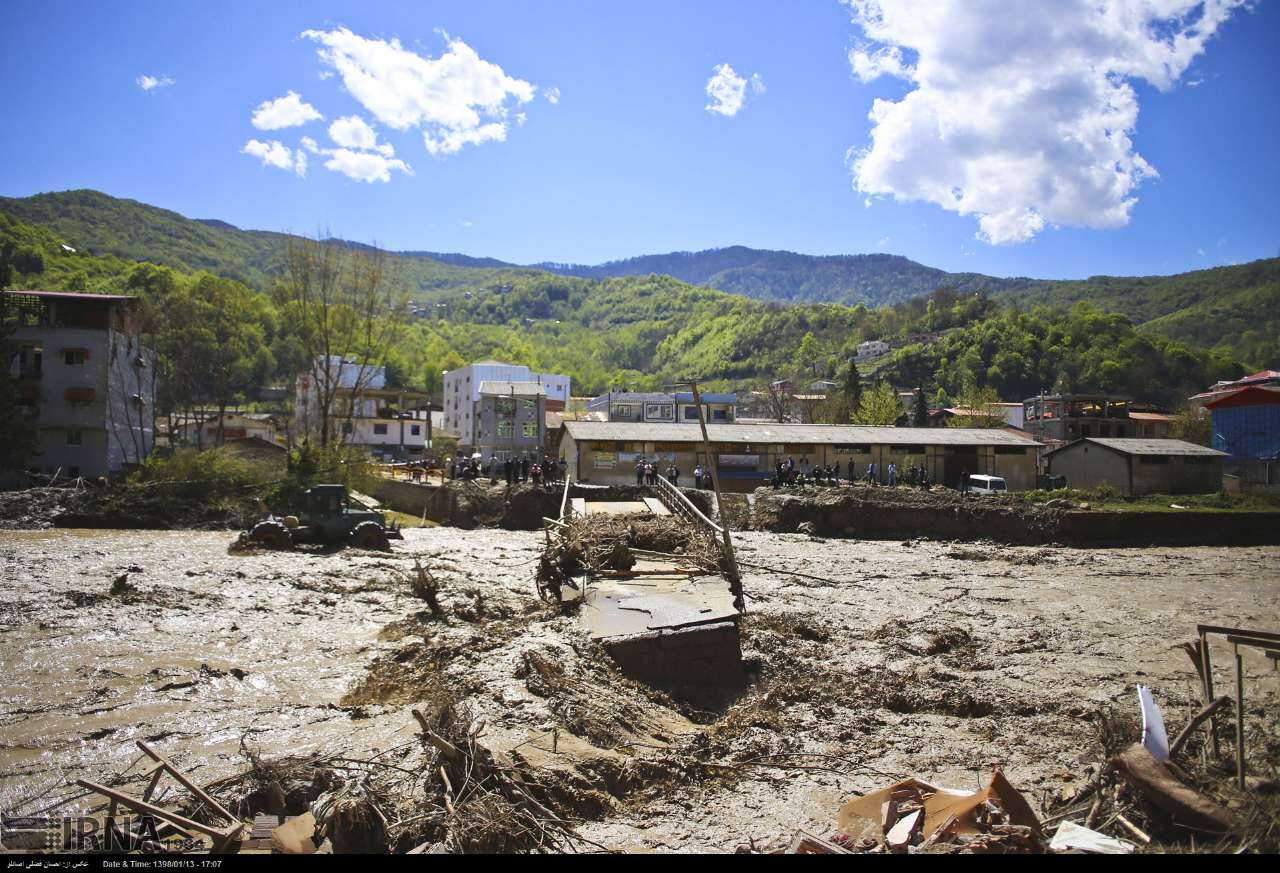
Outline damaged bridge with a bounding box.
[540,476,746,690]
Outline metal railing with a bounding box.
[652,473,723,536]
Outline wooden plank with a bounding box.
[136,740,238,825]
[1111,743,1238,833]
[75,779,243,843]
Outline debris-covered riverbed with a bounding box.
[1,527,1277,851]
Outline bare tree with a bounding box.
[279,236,408,447]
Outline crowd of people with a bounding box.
[770,457,932,490]
[444,453,568,491]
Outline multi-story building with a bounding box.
[587,391,737,424]
[3,290,154,478]
[442,361,570,439]
[470,381,547,460]
[1022,393,1135,446]
[295,356,431,459]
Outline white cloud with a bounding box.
[294,151,308,178]
[843,0,1245,245]
[137,74,174,92]
[300,136,320,154]
[251,91,323,130]
[241,139,302,175]
[544,86,561,105]
[328,115,379,150]
[302,27,535,156]
[705,63,764,117]
[322,148,412,183]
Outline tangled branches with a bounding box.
[536,513,726,602]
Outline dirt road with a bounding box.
[1,527,1276,850]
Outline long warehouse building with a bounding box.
[558,421,1043,492]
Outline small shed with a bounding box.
[1046,438,1226,497]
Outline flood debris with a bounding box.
[832,769,1045,854]
[536,513,724,604]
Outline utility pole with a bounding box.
[673,377,744,613]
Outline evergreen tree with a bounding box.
[913,386,929,427]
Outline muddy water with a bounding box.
[2,527,1279,852]
[0,527,543,815]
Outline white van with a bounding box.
[966,474,1008,495]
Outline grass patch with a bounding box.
[1020,487,1280,513]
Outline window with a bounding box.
[994,446,1026,456]
[497,421,513,437]
[523,398,535,409]
[411,424,421,436]
[712,409,729,421]
[342,421,353,434]
[63,349,87,366]
[66,429,82,446]
[374,423,388,435]
[496,397,515,415]
[644,403,674,421]
[684,406,700,420]
[522,423,538,438]
[612,404,633,418]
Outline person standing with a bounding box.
[847,458,856,484]
[635,459,645,486]
[671,464,680,488]
[888,462,897,487]
[959,468,969,493]
[504,457,513,485]
[558,457,567,484]
[693,464,704,489]
[489,457,498,485]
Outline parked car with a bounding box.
[966,474,1008,495]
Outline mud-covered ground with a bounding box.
[1,527,1277,851]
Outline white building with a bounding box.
[295,357,430,459]
[856,340,891,360]
[442,360,570,442]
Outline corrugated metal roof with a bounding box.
[478,380,547,396]
[561,420,1042,446]
[1048,437,1225,457]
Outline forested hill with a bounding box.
[1,189,1276,367]
[991,259,1280,369]
[0,189,538,297]
[529,246,1024,306]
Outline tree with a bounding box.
[277,236,408,446]
[854,381,903,426]
[842,361,863,424]
[763,380,792,423]
[1170,406,1212,447]
[947,382,1005,428]
[912,386,930,427]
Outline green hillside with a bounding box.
[994,259,1280,368]
[2,189,1274,370]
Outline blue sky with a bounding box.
[1,0,1277,280]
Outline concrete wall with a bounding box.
[1048,443,1223,496]
[1048,443,1133,494]
[601,621,744,688]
